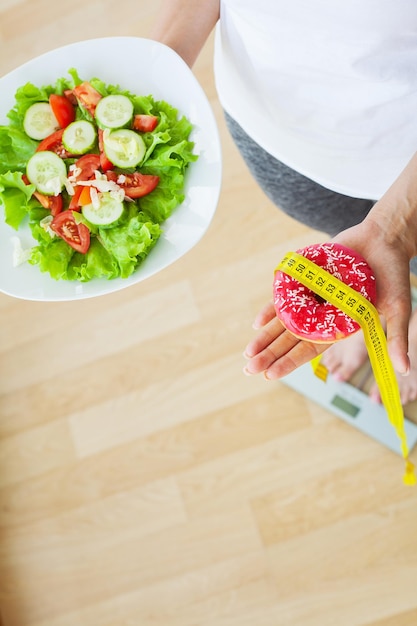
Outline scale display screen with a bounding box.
[331,394,360,417]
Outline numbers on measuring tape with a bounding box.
[305,269,316,281]
[282,254,375,321]
[335,289,347,301]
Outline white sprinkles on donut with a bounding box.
[273,242,377,343]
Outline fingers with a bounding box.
[379,278,412,376]
[243,323,298,376]
[244,315,286,359]
[244,311,329,379]
[385,307,411,376]
[261,339,328,379]
[252,301,276,329]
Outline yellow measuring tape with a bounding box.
[277,251,416,486]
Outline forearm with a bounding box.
[149,0,220,67]
[365,151,417,260]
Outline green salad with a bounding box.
[0,68,197,281]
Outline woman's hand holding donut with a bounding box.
[244,217,414,380]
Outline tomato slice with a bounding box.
[51,210,90,253]
[63,89,78,106]
[98,129,114,172]
[68,154,100,209]
[22,174,63,216]
[72,81,102,117]
[72,154,101,181]
[105,170,159,198]
[68,154,101,210]
[34,192,63,216]
[132,114,158,132]
[49,94,76,129]
[36,129,72,158]
[68,186,83,211]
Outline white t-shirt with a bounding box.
[214,0,417,199]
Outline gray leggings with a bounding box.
[225,112,375,235]
[225,112,417,274]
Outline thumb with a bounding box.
[384,296,411,376]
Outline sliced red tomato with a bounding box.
[72,81,102,117]
[51,210,90,253]
[63,89,78,106]
[36,129,72,158]
[49,94,76,129]
[68,154,101,210]
[22,174,63,216]
[68,186,83,211]
[72,153,101,181]
[132,114,158,132]
[34,192,63,216]
[98,129,114,172]
[105,170,159,198]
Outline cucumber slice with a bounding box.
[103,129,146,168]
[82,193,125,227]
[26,151,67,195]
[62,120,97,155]
[95,94,134,129]
[23,102,59,140]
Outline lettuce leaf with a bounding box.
[0,171,35,228]
[97,206,161,278]
[29,234,75,280]
[0,127,38,175]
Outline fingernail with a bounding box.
[243,367,253,376]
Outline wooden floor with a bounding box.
[1,2,417,625]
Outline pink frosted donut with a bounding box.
[273,242,377,343]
